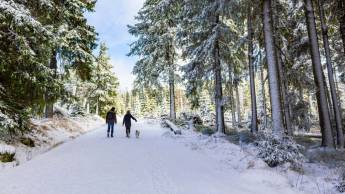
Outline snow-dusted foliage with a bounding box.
[0,87,30,139]
[0,144,15,155]
[197,90,214,124]
[288,94,312,132]
[0,111,29,139]
[128,0,180,120]
[176,0,241,132]
[69,105,86,117]
[0,0,97,136]
[0,0,52,33]
[0,109,16,131]
[88,43,119,116]
[254,132,304,167]
[177,0,239,100]
[62,42,119,117]
[128,0,179,88]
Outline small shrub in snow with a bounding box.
[0,152,15,163]
[70,104,86,117]
[160,120,169,128]
[0,112,16,130]
[194,125,215,136]
[192,116,203,125]
[0,103,30,140]
[174,119,187,127]
[0,144,15,163]
[54,106,70,118]
[254,132,304,168]
[160,114,169,120]
[178,112,191,121]
[20,137,35,147]
[337,170,345,193]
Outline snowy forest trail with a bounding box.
[0,120,304,194]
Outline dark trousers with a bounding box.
[126,126,131,137]
[107,123,114,137]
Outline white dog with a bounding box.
[135,130,140,138]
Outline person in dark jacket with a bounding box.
[106,107,117,138]
[123,110,137,138]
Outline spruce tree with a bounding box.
[128,0,179,121]
[44,0,97,117]
[176,0,238,133]
[89,43,119,116]
[0,0,58,134]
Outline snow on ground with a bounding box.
[0,119,313,194]
[165,125,342,194]
[0,144,15,154]
[0,115,103,170]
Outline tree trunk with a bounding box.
[322,73,334,123]
[83,98,87,108]
[234,80,241,125]
[271,0,292,135]
[231,63,241,126]
[260,59,268,129]
[228,64,236,128]
[166,41,176,121]
[279,63,293,135]
[45,50,57,118]
[263,0,284,136]
[318,0,344,148]
[308,90,313,119]
[86,103,90,114]
[248,5,258,132]
[169,69,176,121]
[299,87,304,103]
[214,19,225,133]
[334,66,342,107]
[45,102,54,118]
[96,97,99,115]
[304,0,334,147]
[215,54,225,133]
[338,0,345,54]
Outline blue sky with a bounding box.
[86,0,145,90]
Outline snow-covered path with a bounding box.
[0,120,305,194]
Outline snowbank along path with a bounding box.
[0,120,306,194]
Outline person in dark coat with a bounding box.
[106,107,117,138]
[123,110,137,138]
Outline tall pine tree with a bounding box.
[128,0,179,121]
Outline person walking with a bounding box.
[106,107,117,138]
[123,110,137,138]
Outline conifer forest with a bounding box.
[1,0,345,194]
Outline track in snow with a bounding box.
[0,120,304,194]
